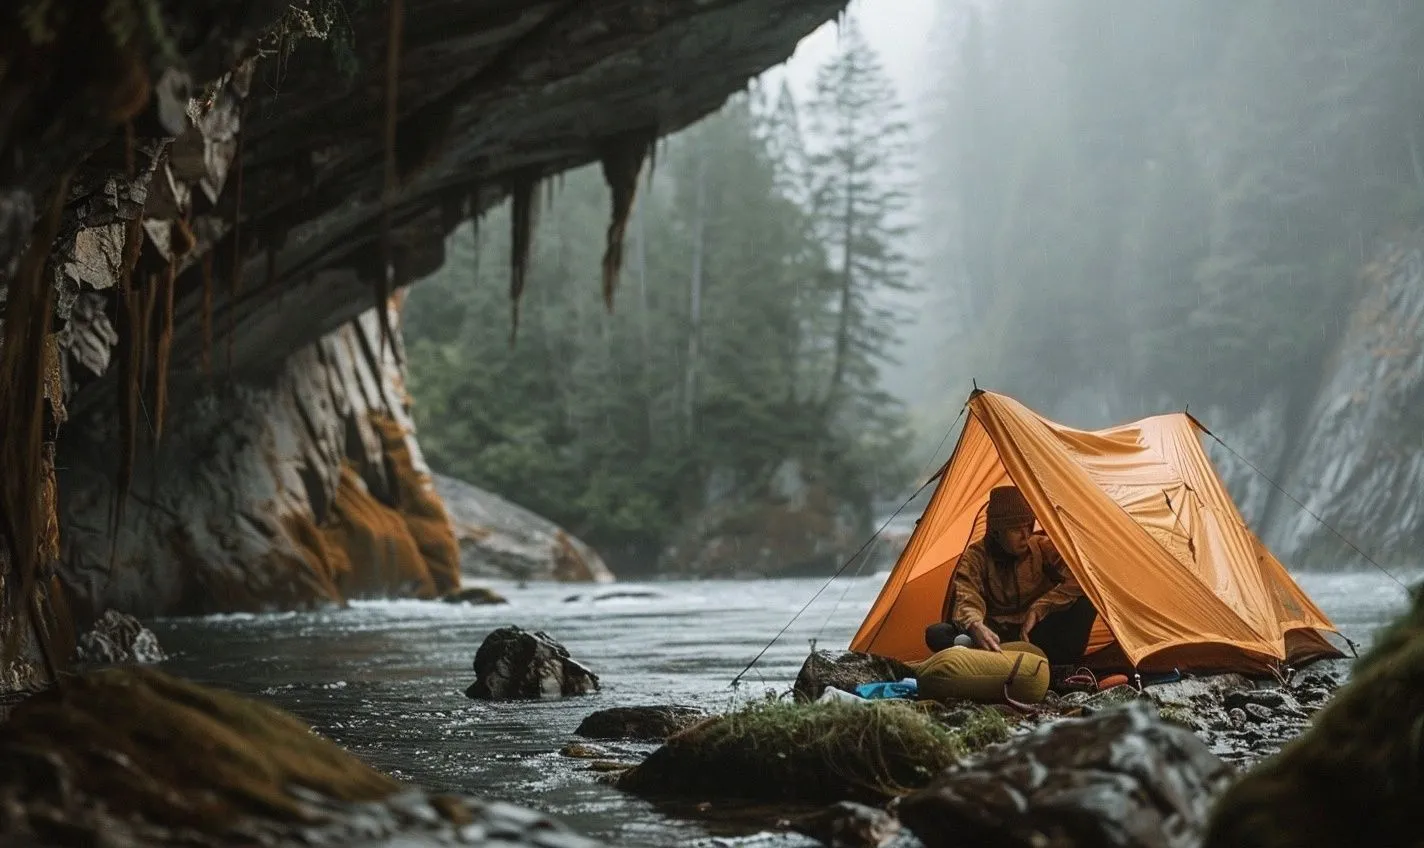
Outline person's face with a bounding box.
[1000,523,1034,557]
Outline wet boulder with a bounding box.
[793,650,916,703]
[0,666,604,847]
[465,626,600,700]
[441,585,509,605]
[73,609,166,665]
[789,801,902,848]
[896,700,1233,848]
[575,705,709,741]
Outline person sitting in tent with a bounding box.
[925,485,1099,665]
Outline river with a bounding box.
[148,569,1415,846]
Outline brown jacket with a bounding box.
[943,533,1083,632]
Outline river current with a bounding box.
[149,569,1414,846]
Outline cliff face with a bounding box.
[57,303,461,619]
[1041,228,1424,574]
[0,0,846,677]
[1260,229,1424,570]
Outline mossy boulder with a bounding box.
[0,666,603,846]
[1202,587,1424,848]
[616,699,1009,804]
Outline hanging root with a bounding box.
[0,172,69,665]
[227,103,246,375]
[110,212,146,543]
[153,260,175,444]
[139,270,158,400]
[201,252,214,377]
[597,127,657,311]
[376,0,405,364]
[507,169,540,346]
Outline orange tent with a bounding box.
[850,390,1345,675]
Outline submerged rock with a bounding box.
[793,651,916,703]
[442,586,509,605]
[73,610,166,665]
[575,705,709,741]
[465,626,599,700]
[789,801,901,848]
[0,666,603,846]
[618,700,1006,804]
[897,700,1233,848]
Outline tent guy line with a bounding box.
[727,401,971,690]
[1200,427,1409,593]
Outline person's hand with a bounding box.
[1021,606,1044,638]
[968,622,1001,652]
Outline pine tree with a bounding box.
[801,14,915,513]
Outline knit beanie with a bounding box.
[986,485,1035,534]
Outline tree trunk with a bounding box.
[684,143,709,436]
[825,167,855,414]
[636,191,655,443]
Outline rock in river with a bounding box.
[896,700,1233,848]
[442,586,509,605]
[465,626,600,700]
[575,705,709,741]
[792,650,915,703]
[789,801,902,848]
[73,609,166,664]
[0,666,602,846]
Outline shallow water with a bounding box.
[150,569,1415,846]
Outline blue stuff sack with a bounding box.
[854,678,919,700]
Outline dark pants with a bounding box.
[925,596,1099,666]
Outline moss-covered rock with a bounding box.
[616,699,1009,804]
[0,666,603,846]
[1202,587,1424,848]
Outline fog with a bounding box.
[782,0,1424,477]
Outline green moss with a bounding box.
[0,667,399,832]
[617,699,1008,804]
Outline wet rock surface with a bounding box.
[443,586,510,605]
[787,801,902,848]
[788,650,1344,770]
[1203,593,1424,848]
[435,474,616,584]
[73,610,166,664]
[792,651,916,703]
[576,705,709,741]
[465,626,600,700]
[897,701,1234,848]
[0,666,603,847]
